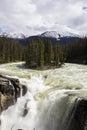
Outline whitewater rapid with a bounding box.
[0,62,87,130]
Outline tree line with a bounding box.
[66,38,87,64]
[0,36,25,63]
[0,35,87,68]
[25,38,65,68]
[25,37,87,68]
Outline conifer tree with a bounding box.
[38,38,44,67]
[54,43,60,66]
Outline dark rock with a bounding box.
[22,101,29,117]
[68,98,87,130]
[0,93,14,112]
[22,108,28,117]
[43,75,48,79]
[0,74,27,113]
[22,85,27,96]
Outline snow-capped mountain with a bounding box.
[0,24,81,39]
[0,27,26,39]
[0,29,82,45]
[0,30,80,39]
[0,24,84,39]
[40,31,80,39]
[7,33,26,39]
[0,32,26,39]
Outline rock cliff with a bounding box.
[0,74,27,113]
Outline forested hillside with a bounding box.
[0,36,25,63]
[25,38,64,68]
[25,37,87,68]
[66,38,87,64]
[0,35,87,69]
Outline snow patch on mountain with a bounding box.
[7,33,26,39]
[0,32,26,39]
[0,25,86,39]
[41,31,80,39]
[0,26,26,39]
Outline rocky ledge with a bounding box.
[67,98,87,130]
[0,74,27,113]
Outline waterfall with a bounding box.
[20,87,23,97]
[67,98,87,130]
[9,81,16,104]
[0,76,76,130]
[66,98,81,130]
[1,63,87,130]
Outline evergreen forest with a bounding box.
[0,35,87,69]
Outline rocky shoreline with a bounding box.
[0,74,27,113]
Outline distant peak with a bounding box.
[0,32,26,39]
[40,31,80,39]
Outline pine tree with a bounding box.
[38,38,44,67]
[54,43,60,66]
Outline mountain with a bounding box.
[0,26,27,39]
[0,29,81,45]
[26,31,80,46]
[0,32,26,39]
[0,30,27,45]
[40,31,80,39]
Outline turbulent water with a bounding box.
[0,62,87,130]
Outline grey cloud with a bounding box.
[26,25,48,35]
[34,26,48,32]
[0,0,87,35]
[83,7,87,11]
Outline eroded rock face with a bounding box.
[68,99,87,130]
[0,75,27,113]
[0,93,14,113]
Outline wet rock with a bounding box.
[43,75,48,79]
[22,85,27,96]
[22,101,29,117]
[0,74,27,113]
[68,98,87,130]
[0,93,14,112]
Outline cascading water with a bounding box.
[20,87,23,97]
[0,62,87,130]
[9,81,16,104]
[0,76,72,130]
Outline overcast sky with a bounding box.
[0,0,87,35]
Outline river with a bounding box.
[0,62,87,130]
